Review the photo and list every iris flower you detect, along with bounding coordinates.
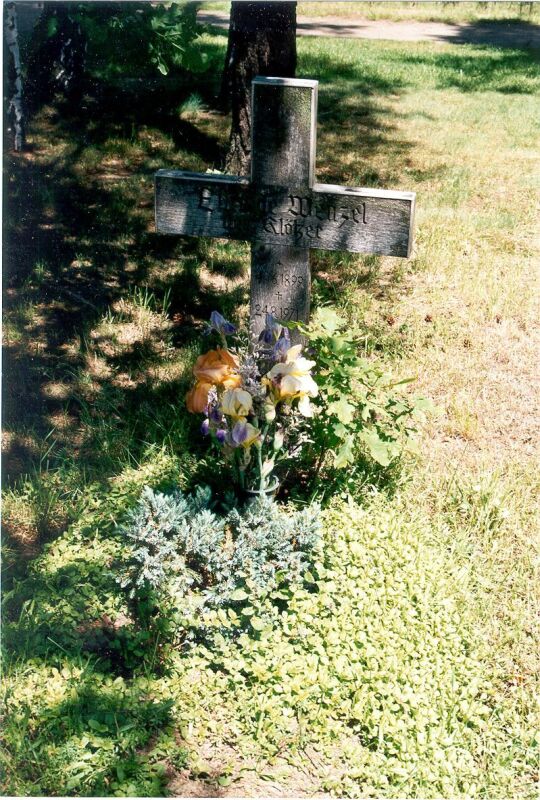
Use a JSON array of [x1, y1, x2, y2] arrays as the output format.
[[272, 330, 291, 362], [186, 380, 214, 414], [221, 388, 253, 420], [230, 421, 261, 449], [207, 311, 236, 337], [259, 313, 282, 345], [264, 344, 318, 416], [186, 349, 241, 414]]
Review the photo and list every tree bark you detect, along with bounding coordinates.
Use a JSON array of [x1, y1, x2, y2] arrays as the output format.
[[221, 1, 297, 176], [4, 2, 25, 151]]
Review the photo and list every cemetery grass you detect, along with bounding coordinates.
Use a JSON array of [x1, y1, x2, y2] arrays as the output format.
[[298, 1, 540, 24], [210, 1, 540, 24], [2, 33, 539, 798]]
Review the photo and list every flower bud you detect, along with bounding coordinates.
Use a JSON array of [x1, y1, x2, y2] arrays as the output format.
[[264, 402, 276, 422], [273, 429, 285, 450]]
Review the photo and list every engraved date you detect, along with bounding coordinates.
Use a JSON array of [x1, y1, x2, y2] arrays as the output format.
[[254, 302, 301, 322]]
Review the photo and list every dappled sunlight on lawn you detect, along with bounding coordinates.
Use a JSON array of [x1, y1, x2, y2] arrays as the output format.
[[3, 27, 539, 799]]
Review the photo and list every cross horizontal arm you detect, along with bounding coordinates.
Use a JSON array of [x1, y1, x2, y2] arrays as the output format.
[[155, 170, 415, 257], [155, 170, 250, 240], [308, 183, 415, 257]]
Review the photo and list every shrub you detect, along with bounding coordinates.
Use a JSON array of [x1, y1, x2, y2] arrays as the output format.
[[216, 497, 321, 598], [117, 485, 220, 602], [117, 486, 321, 638], [298, 307, 433, 481]]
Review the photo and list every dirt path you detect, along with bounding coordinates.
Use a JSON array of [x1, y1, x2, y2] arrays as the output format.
[[198, 10, 540, 49]]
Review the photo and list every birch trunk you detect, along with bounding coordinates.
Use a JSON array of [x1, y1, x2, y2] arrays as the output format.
[[4, 2, 25, 152]]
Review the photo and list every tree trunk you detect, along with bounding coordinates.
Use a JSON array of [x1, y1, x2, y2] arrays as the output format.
[[221, 1, 297, 176], [4, 2, 25, 151]]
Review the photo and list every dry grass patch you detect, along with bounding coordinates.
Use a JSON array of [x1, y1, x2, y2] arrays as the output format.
[[304, 41, 539, 472], [298, 2, 540, 23], [209, 2, 540, 23]]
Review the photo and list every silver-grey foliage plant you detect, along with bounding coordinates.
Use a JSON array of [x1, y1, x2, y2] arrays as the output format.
[[118, 486, 321, 611]]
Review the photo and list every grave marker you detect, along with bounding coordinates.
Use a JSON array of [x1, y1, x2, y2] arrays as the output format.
[[155, 77, 415, 337]]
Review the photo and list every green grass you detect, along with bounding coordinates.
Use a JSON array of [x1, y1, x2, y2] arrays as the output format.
[[3, 28, 539, 799], [207, 1, 540, 24], [3, 470, 537, 796]]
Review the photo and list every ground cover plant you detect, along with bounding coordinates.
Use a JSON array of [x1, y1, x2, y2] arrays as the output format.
[[2, 16, 539, 799]]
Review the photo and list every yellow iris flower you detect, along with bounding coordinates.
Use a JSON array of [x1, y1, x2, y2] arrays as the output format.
[[221, 388, 253, 420], [264, 344, 318, 416]]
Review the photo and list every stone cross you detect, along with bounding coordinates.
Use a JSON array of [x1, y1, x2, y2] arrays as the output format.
[[155, 77, 415, 337]]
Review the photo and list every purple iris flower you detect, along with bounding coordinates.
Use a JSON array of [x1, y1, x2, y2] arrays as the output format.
[[259, 313, 283, 345], [209, 406, 223, 424], [216, 429, 227, 444], [207, 310, 236, 337], [259, 327, 274, 345], [231, 421, 248, 446], [272, 329, 291, 362], [201, 418, 210, 436]]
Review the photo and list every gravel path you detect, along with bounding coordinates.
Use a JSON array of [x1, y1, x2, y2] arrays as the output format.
[[198, 10, 540, 49]]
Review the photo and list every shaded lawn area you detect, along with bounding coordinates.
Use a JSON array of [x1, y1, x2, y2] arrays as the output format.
[[2, 32, 539, 798]]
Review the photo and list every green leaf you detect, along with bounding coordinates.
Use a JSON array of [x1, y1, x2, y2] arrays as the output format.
[[312, 307, 345, 334], [250, 617, 265, 631], [88, 719, 108, 732], [333, 422, 348, 439], [46, 16, 58, 38], [334, 437, 355, 469], [413, 397, 437, 414], [360, 430, 393, 466], [327, 398, 355, 424], [230, 588, 248, 602], [329, 336, 353, 355]]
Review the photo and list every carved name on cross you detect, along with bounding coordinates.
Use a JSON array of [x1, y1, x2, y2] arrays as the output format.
[[155, 77, 415, 336]]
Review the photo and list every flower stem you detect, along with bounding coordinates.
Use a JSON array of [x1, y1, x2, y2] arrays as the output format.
[[258, 424, 270, 492]]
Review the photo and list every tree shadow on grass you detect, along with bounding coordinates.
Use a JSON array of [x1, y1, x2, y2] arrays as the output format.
[[2, 68, 251, 487], [3, 542, 165, 676], [299, 51, 417, 187], [7, 31, 520, 533], [399, 46, 540, 93], [435, 19, 540, 51], [2, 671, 175, 796]]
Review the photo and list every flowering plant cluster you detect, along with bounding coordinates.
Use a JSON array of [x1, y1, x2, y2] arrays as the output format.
[[185, 311, 317, 492]]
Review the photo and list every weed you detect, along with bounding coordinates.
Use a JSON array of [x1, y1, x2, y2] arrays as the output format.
[[178, 92, 205, 116]]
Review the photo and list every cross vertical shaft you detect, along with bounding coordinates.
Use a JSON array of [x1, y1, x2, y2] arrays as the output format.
[[249, 77, 318, 338]]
